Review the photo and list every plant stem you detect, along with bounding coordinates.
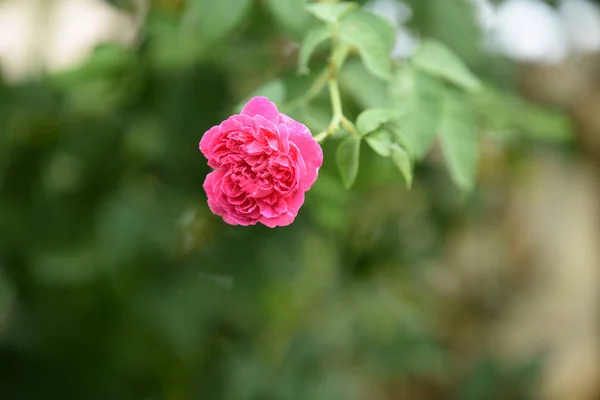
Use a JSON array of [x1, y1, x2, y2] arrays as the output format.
[[314, 130, 329, 143], [329, 78, 343, 126], [289, 30, 351, 143], [314, 78, 344, 143], [340, 116, 361, 137]]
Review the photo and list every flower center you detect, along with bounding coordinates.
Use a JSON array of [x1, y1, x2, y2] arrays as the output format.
[[226, 154, 296, 200]]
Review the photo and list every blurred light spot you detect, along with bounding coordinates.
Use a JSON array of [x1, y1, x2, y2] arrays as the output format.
[[366, 0, 417, 59], [0, 0, 37, 81], [490, 0, 568, 63], [392, 29, 418, 61], [44, 152, 84, 193], [559, 0, 600, 54], [0, 0, 140, 83], [179, 208, 197, 227], [199, 272, 234, 290], [125, 117, 165, 162], [468, 0, 497, 30], [366, 0, 412, 24], [45, 0, 138, 73]]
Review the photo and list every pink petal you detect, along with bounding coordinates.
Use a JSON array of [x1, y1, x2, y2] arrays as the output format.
[[199, 126, 221, 161], [246, 141, 264, 154], [279, 114, 323, 189], [276, 123, 290, 153], [259, 212, 296, 228], [257, 199, 279, 219], [241, 96, 280, 124], [203, 170, 227, 218], [285, 189, 305, 214]]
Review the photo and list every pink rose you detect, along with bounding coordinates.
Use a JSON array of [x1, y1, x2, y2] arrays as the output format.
[[199, 96, 323, 227]]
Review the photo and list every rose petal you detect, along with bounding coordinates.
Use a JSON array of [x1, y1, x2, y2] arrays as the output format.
[[201, 101, 322, 228], [203, 170, 227, 218], [285, 189, 305, 214], [259, 212, 296, 228], [199, 125, 221, 162], [241, 96, 280, 124], [276, 123, 290, 153], [220, 114, 254, 132], [279, 114, 323, 189]]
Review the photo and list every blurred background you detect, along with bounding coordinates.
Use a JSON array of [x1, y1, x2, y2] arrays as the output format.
[[1, 0, 600, 399]]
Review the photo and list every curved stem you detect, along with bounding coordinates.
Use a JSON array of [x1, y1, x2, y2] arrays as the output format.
[[288, 26, 352, 143], [340, 116, 360, 137], [314, 130, 329, 143], [315, 78, 344, 143]]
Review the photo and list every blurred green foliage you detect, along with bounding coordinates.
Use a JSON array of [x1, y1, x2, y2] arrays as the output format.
[[0, 0, 573, 399]]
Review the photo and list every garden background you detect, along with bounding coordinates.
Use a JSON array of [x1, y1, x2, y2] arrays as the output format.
[[2, 0, 600, 399]]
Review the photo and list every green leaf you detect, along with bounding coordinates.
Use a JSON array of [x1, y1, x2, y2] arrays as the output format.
[[356, 108, 399, 136], [406, 0, 481, 67], [338, 10, 396, 81], [439, 90, 479, 191], [365, 128, 393, 157], [390, 66, 444, 159], [298, 26, 332, 74], [339, 60, 389, 108], [305, 2, 357, 23], [235, 80, 286, 113], [336, 135, 361, 189], [472, 86, 572, 142], [183, 0, 253, 49], [390, 144, 413, 189], [386, 123, 413, 153], [411, 39, 482, 92], [265, 0, 311, 34]]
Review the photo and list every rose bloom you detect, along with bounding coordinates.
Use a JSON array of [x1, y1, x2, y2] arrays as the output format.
[[199, 97, 323, 227]]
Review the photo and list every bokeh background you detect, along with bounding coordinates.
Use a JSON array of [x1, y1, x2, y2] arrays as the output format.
[[1, 0, 600, 399]]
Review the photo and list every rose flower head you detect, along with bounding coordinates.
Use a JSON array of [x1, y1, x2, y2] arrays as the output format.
[[199, 97, 323, 227]]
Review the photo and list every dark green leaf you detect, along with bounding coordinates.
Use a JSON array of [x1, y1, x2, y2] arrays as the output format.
[[298, 26, 332, 74], [306, 2, 357, 23], [336, 135, 361, 189], [439, 90, 479, 191], [338, 10, 396, 80], [390, 66, 444, 159], [411, 39, 482, 92]]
